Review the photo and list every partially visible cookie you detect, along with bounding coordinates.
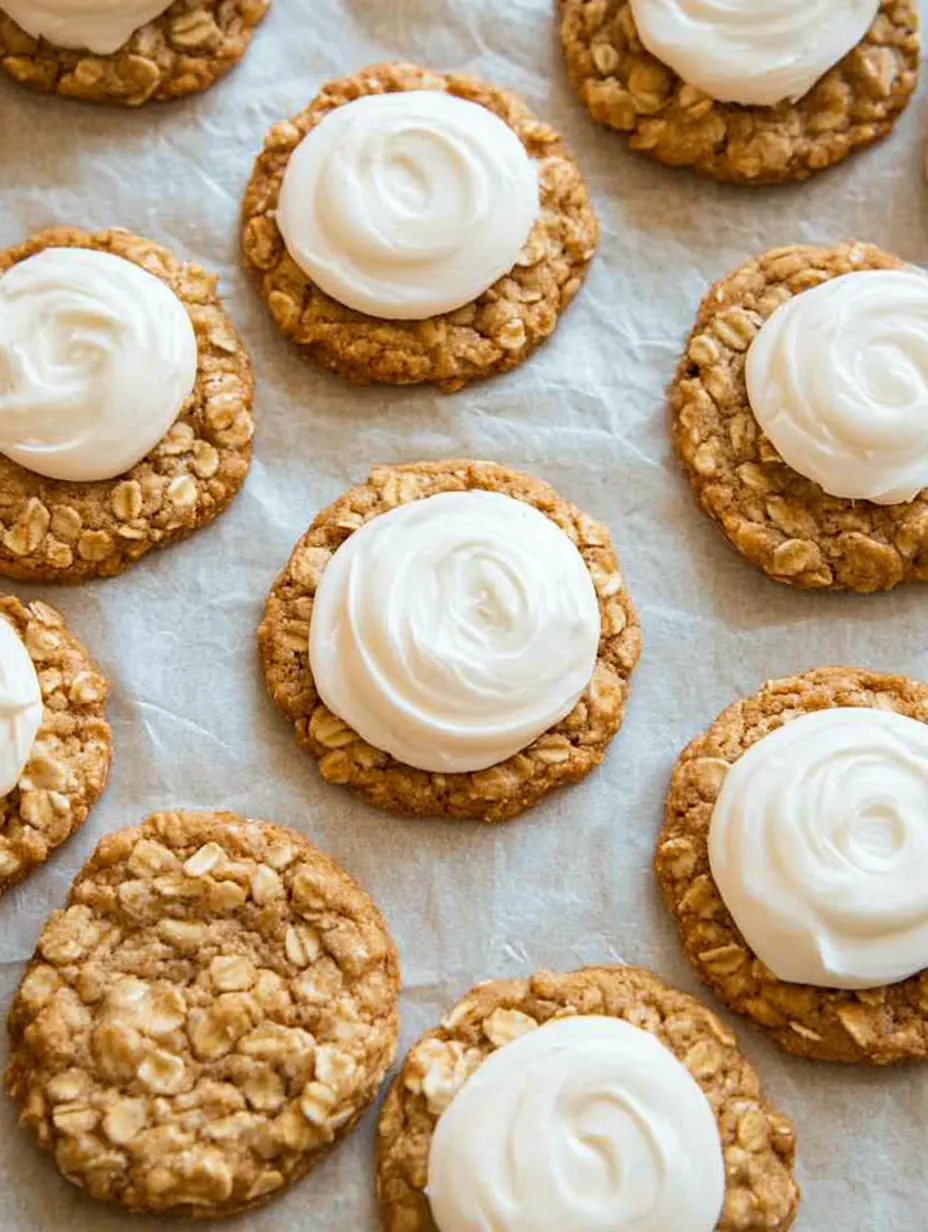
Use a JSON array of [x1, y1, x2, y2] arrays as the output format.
[[670, 241, 928, 593], [6, 809, 400, 1218], [242, 62, 598, 392], [259, 460, 641, 823], [659, 667, 928, 1064], [376, 966, 800, 1232], [0, 594, 111, 894], [0, 227, 253, 582], [0, 1, 269, 106], [557, 0, 919, 184]]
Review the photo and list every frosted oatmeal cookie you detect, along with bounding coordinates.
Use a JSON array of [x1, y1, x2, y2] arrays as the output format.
[[242, 62, 598, 392], [659, 667, 928, 1065], [6, 809, 401, 1217], [557, 0, 919, 184], [376, 966, 800, 1232], [670, 241, 928, 593], [0, 0, 269, 106], [0, 228, 253, 582], [259, 461, 641, 823], [0, 594, 110, 894]]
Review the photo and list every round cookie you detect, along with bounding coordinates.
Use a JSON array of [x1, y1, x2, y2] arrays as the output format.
[[0, 227, 253, 582], [0, 0, 269, 106], [669, 241, 928, 593], [0, 593, 111, 894], [376, 965, 800, 1232], [242, 62, 598, 392], [258, 460, 641, 823], [5, 809, 401, 1217], [557, 0, 919, 184], [659, 667, 928, 1065]]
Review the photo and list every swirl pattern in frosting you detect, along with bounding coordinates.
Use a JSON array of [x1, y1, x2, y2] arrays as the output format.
[[745, 269, 928, 504], [710, 707, 928, 989], [0, 617, 42, 799], [308, 490, 601, 773], [0, 247, 198, 483], [427, 1015, 725, 1232], [629, 0, 879, 107], [276, 91, 540, 320], [1, 0, 173, 54]]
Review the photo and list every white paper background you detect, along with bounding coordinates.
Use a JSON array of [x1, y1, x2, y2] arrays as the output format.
[[2, 1, 927, 1227]]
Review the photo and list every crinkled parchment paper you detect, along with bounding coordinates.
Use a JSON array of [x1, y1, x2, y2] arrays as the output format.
[[1, 2, 927, 1228]]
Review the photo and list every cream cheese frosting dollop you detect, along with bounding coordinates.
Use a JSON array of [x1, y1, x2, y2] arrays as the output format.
[[629, 0, 879, 107], [710, 707, 928, 989], [0, 618, 42, 798], [427, 1015, 725, 1232], [308, 489, 601, 773], [745, 269, 928, 504], [276, 90, 540, 320], [0, 247, 198, 483], [1, 0, 174, 55]]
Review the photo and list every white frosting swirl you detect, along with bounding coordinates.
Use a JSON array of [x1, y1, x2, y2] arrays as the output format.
[[745, 270, 928, 504], [629, 0, 878, 107], [1, 0, 173, 54], [308, 490, 601, 774], [0, 247, 198, 483], [710, 707, 928, 989], [0, 617, 42, 799], [427, 1016, 725, 1232], [276, 91, 540, 320]]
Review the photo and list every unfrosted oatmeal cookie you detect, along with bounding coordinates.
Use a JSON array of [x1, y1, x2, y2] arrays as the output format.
[[670, 241, 928, 593], [0, 594, 110, 894], [258, 460, 641, 823], [659, 668, 928, 1065], [376, 966, 800, 1232], [0, 228, 253, 582], [557, 0, 918, 184], [0, 0, 269, 106], [242, 62, 598, 392], [6, 809, 400, 1218]]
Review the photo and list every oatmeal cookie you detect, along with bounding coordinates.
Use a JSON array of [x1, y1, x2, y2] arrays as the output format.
[[670, 241, 928, 593], [376, 965, 799, 1232], [0, 228, 253, 583], [659, 667, 928, 1064], [557, 0, 919, 184], [0, 0, 269, 106], [258, 460, 641, 823], [6, 809, 400, 1218], [242, 62, 598, 393], [0, 594, 111, 894]]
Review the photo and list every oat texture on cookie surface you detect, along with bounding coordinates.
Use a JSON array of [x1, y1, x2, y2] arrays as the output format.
[[0, 227, 254, 582], [6, 810, 400, 1217], [259, 460, 641, 822]]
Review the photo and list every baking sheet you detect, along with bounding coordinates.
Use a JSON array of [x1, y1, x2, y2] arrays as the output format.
[[2, 1, 927, 1227]]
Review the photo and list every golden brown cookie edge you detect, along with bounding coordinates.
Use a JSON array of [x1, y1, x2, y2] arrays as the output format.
[[258, 459, 641, 823], [375, 964, 800, 1232], [5, 808, 401, 1218], [557, 0, 919, 185], [0, 226, 254, 583], [241, 61, 599, 392], [658, 666, 928, 1064]]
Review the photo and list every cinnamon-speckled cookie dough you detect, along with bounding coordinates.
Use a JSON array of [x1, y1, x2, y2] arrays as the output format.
[[659, 667, 928, 1064], [242, 63, 598, 392], [259, 461, 640, 823], [0, 0, 269, 106], [6, 809, 400, 1218], [670, 241, 928, 593], [376, 966, 799, 1232], [0, 594, 110, 894], [0, 228, 253, 583], [557, 0, 918, 184]]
